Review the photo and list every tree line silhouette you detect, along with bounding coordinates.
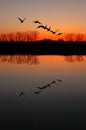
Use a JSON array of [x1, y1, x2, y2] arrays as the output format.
[[0, 31, 39, 42], [0, 32, 85, 42], [64, 33, 85, 41]]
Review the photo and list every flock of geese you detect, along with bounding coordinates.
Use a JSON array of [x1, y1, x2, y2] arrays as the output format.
[[18, 79, 63, 98], [18, 17, 64, 36], [17, 17, 63, 97]]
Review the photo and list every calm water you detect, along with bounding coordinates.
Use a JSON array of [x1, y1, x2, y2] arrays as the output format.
[[0, 55, 86, 129]]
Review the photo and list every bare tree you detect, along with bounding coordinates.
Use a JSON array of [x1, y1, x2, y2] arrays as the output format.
[[76, 33, 84, 41], [65, 33, 75, 41], [0, 31, 39, 42]]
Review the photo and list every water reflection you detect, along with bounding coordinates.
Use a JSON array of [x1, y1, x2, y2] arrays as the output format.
[[64, 55, 84, 62], [0, 55, 85, 65], [0, 54, 86, 129], [0, 55, 39, 65]]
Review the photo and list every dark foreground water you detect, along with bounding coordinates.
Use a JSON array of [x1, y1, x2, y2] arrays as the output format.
[[0, 55, 86, 129]]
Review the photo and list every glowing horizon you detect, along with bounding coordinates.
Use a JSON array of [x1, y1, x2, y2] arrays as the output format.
[[0, 0, 86, 40]]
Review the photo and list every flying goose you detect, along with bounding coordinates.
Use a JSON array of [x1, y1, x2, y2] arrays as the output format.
[[18, 17, 25, 23], [50, 29, 59, 34], [33, 20, 41, 24], [37, 25, 47, 30], [46, 26, 51, 31], [56, 33, 64, 35]]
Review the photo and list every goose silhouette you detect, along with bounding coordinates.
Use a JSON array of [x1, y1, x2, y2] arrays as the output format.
[[18, 17, 25, 23], [37, 25, 47, 30], [50, 29, 59, 34], [44, 25, 48, 30], [33, 20, 41, 24], [57, 32, 64, 35], [46, 26, 51, 31]]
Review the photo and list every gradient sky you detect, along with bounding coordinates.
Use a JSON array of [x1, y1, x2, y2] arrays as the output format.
[[0, 0, 86, 39]]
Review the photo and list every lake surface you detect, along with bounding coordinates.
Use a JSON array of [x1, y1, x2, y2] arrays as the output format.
[[0, 55, 86, 129]]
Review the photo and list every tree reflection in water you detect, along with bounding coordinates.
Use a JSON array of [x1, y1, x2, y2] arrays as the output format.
[[64, 55, 84, 63], [0, 55, 40, 65], [0, 55, 84, 65]]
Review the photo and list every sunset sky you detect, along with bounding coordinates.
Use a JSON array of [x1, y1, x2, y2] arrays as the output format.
[[0, 0, 86, 40]]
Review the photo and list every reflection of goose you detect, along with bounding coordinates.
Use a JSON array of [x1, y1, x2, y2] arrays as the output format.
[[18, 92, 24, 97], [50, 80, 57, 85], [35, 79, 60, 94], [34, 90, 41, 94], [18, 17, 25, 23], [38, 83, 51, 90], [38, 85, 47, 90], [33, 20, 41, 24], [46, 83, 51, 88], [57, 79, 63, 82]]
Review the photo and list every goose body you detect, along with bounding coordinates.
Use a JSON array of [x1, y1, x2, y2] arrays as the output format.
[[18, 92, 24, 98], [50, 29, 59, 34], [37, 25, 47, 30]]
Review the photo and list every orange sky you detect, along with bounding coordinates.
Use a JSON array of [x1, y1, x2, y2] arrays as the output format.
[[0, 0, 86, 40]]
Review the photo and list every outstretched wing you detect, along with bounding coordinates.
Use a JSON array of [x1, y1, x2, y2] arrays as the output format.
[[18, 17, 22, 22], [18, 17, 25, 23], [23, 18, 25, 21]]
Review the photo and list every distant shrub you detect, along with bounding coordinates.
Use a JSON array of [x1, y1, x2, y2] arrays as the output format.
[[64, 33, 85, 41], [0, 31, 39, 42]]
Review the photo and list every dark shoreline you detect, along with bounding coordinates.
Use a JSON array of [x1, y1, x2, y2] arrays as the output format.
[[0, 40, 86, 55]]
